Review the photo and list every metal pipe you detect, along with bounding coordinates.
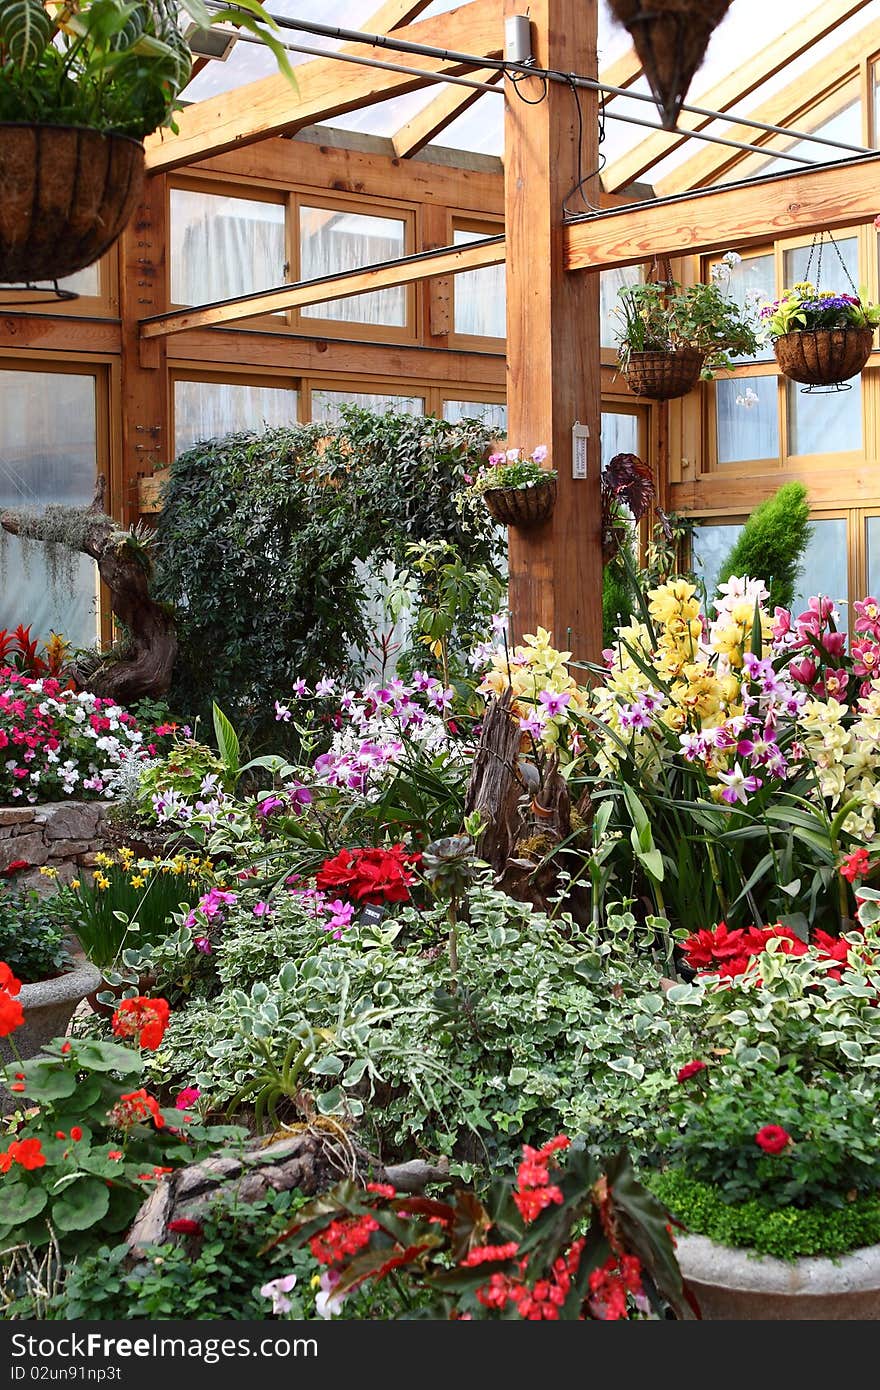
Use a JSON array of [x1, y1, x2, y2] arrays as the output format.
[[213, 4, 871, 157]]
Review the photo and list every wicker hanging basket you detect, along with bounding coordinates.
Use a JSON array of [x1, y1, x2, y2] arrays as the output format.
[[773, 327, 874, 388], [0, 124, 145, 284], [608, 0, 732, 129], [623, 347, 705, 400], [483, 475, 557, 528]]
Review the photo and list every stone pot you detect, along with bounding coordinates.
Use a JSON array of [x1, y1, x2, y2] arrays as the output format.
[[677, 1232, 880, 1320], [0, 957, 102, 1109]]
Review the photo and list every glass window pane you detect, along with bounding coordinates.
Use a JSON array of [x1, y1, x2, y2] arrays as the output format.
[[0, 264, 99, 296], [867, 516, 880, 595], [310, 391, 424, 426], [712, 252, 775, 362], [601, 411, 640, 471], [174, 380, 297, 455], [790, 518, 848, 622], [787, 374, 862, 455], [442, 400, 507, 430], [170, 188, 285, 306], [692, 522, 745, 602], [601, 265, 640, 350], [0, 371, 99, 647], [453, 228, 505, 338], [784, 237, 859, 296], [758, 100, 862, 176], [300, 206, 406, 326], [716, 376, 779, 462]]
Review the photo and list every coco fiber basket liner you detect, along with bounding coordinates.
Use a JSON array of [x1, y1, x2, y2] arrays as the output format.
[[773, 327, 874, 388], [608, 0, 732, 129], [624, 347, 705, 400], [483, 475, 557, 528]]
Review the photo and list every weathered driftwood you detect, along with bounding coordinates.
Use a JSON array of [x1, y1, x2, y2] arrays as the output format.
[[0, 476, 176, 702], [126, 1129, 449, 1254]]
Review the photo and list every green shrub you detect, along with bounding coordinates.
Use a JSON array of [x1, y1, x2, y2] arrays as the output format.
[[713, 482, 811, 610], [651, 1170, 880, 1260], [0, 888, 73, 983]]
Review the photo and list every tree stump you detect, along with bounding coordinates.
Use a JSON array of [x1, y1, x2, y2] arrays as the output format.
[[0, 476, 176, 702]]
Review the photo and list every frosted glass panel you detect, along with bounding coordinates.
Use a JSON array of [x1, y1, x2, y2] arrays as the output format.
[[601, 412, 640, 472], [790, 519, 847, 623], [716, 376, 779, 462], [0, 264, 99, 296], [300, 206, 406, 326], [784, 237, 859, 297], [601, 265, 640, 350], [170, 188, 285, 306], [453, 228, 505, 337], [713, 252, 775, 362], [310, 391, 424, 426], [693, 522, 744, 604], [174, 380, 298, 455], [442, 400, 507, 430], [0, 371, 99, 647], [868, 518, 880, 595], [787, 374, 862, 455]]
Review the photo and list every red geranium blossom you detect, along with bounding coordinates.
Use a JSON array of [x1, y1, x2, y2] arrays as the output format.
[[111, 996, 170, 1051], [0, 964, 24, 1037], [676, 1060, 707, 1084], [0, 1137, 46, 1172], [755, 1125, 792, 1156], [0, 962, 21, 996], [315, 845, 421, 906], [109, 1088, 166, 1131], [168, 1218, 202, 1236]]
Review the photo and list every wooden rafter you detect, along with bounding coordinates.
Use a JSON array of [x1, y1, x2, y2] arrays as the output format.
[[563, 153, 880, 271], [145, 0, 504, 173], [655, 14, 879, 195], [601, 0, 871, 191], [392, 68, 502, 158], [597, 45, 642, 103], [140, 235, 506, 339]]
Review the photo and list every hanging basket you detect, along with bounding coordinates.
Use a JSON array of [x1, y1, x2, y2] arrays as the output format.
[[483, 476, 557, 528], [608, 0, 732, 129], [623, 347, 705, 400], [773, 327, 874, 389], [0, 124, 145, 284]]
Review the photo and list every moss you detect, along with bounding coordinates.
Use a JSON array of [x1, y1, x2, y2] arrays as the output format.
[[651, 1169, 880, 1261], [714, 482, 811, 611]]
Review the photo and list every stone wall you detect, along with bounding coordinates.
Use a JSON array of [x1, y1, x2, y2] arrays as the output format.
[[0, 802, 112, 891]]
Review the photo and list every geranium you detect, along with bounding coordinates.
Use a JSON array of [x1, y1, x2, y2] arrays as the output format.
[[174, 1086, 201, 1110], [0, 958, 23, 1037], [0, 1137, 46, 1172], [109, 1088, 166, 1131], [755, 1125, 792, 1155], [111, 996, 170, 1050], [315, 845, 421, 905]]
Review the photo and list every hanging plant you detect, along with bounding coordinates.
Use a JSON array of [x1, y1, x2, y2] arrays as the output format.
[[607, 0, 732, 129], [467, 447, 557, 529], [614, 270, 761, 401], [761, 284, 880, 391], [0, 0, 294, 286]]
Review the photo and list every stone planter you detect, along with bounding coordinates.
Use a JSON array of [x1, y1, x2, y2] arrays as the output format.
[[0, 958, 101, 1110], [677, 1232, 880, 1320]]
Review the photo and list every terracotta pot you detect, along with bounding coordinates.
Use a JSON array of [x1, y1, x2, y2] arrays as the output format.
[[483, 475, 557, 528], [0, 124, 145, 284], [623, 347, 705, 400], [773, 326, 874, 388], [677, 1233, 880, 1320], [0, 957, 101, 1111], [608, 0, 732, 128], [87, 970, 158, 1020]]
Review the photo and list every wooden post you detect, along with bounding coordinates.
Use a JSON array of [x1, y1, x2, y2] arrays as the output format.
[[503, 0, 603, 663], [119, 174, 168, 527]]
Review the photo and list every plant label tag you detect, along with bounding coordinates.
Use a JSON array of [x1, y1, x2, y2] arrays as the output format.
[[359, 903, 387, 926], [571, 422, 589, 479]]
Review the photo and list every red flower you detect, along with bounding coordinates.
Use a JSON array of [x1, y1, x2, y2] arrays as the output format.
[[0, 860, 30, 876], [0, 1138, 46, 1172], [111, 996, 170, 1051], [365, 1182, 396, 1197], [309, 1215, 378, 1266], [841, 848, 871, 883], [680, 921, 747, 970], [136, 1166, 173, 1182], [676, 1060, 707, 1083], [0, 962, 21, 996], [315, 845, 421, 906], [461, 1242, 521, 1267], [109, 1089, 166, 1131], [70, 1126, 83, 1142], [755, 1125, 791, 1155], [0, 990, 24, 1037], [60, 1041, 71, 1054], [168, 1218, 202, 1235], [107, 1150, 123, 1161]]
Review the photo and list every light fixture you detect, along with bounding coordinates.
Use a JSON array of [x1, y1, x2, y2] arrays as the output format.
[[182, 19, 239, 61]]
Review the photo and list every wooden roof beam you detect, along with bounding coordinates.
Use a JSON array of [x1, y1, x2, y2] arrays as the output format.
[[145, 0, 503, 172], [563, 153, 880, 270], [656, 14, 880, 196], [602, 0, 871, 192], [140, 234, 506, 339]]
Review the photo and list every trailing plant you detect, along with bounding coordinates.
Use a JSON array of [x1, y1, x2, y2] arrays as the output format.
[[613, 276, 761, 376], [465, 445, 553, 495], [713, 482, 811, 612]]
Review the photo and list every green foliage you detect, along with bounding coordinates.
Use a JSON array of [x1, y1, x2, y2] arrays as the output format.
[[0, 0, 292, 137], [613, 279, 761, 376], [651, 1170, 880, 1260], [57, 1190, 316, 1320], [762, 283, 880, 337], [153, 411, 501, 746], [714, 483, 811, 611], [0, 1035, 245, 1254], [137, 738, 228, 815], [0, 887, 73, 983], [661, 1063, 880, 1206], [603, 552, 635, 647]]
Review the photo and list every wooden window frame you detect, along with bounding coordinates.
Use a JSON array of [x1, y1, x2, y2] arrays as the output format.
[[448, 211, 505, 353], [304, 374, 428, 423], [169, 367, 303, 456]]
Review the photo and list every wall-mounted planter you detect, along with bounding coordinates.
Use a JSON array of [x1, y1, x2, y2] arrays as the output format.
[[0, 124, 144, 284], [483, 476, 557, 528]]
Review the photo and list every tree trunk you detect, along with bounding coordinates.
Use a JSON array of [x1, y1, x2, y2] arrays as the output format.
[[0, 477, 176, 703]]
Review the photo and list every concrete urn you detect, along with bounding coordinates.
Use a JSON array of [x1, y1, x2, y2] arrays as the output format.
[[678, 1232, 880, 1320]]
